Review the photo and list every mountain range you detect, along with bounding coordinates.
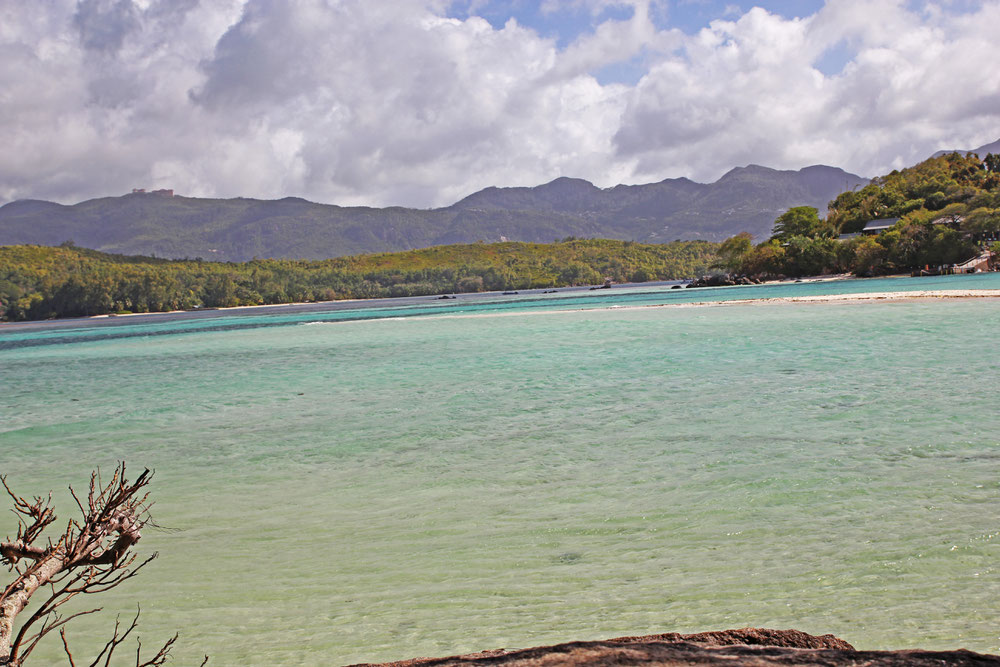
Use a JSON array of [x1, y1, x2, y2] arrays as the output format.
[[0, 164, 868, 261]]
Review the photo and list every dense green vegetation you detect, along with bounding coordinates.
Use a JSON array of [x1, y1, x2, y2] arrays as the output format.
[[0, 239, 718, 321], [717, 152, 1000, 277]]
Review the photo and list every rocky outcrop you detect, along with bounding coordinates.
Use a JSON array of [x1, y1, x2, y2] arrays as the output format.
[[686, 274, 764, 288], [602, 628, 853, 649], [350, 628, 1000, 667]]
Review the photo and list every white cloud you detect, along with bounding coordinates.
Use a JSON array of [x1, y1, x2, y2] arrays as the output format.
[[186, 0, 634, 205], [615, 8, 828, 178], [550, 0, 684, 79], [0, 0, 998, 209], [615, 0, 1000, 181]]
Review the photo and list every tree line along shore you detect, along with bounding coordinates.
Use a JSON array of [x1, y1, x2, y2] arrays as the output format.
[[2, 152, 998, 323], [0, 239, 717, 321]]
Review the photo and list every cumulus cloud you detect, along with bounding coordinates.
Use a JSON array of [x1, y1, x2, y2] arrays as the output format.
[[0, 0, 998, 208], [615, 0, 1000, 181], [187, 0, 634, 205]]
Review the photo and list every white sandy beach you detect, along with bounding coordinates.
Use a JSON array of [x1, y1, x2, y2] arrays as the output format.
[[670, 288, 1000, 307], [401, 289, 1000, 325]]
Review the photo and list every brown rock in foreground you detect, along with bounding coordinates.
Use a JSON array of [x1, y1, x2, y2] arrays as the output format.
[[350, 628, 1000, 667]]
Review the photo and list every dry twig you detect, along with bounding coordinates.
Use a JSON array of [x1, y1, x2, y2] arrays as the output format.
[[0, 464, 201, 666]]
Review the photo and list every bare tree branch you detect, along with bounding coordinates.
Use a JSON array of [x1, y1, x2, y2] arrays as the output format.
[[59, 628, 76, 667], [19, 608, 102, 664], [80, 608, 178, 667], [0, 465, 203, 666]]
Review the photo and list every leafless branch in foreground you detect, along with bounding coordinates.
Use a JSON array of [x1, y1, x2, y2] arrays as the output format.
[[0, 464, 205, 666]]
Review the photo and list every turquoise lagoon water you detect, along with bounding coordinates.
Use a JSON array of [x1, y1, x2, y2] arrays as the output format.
[[1, 274, 999, 664]]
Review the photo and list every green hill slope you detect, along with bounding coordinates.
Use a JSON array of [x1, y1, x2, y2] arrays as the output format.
[[716, 152, 1000, 277]]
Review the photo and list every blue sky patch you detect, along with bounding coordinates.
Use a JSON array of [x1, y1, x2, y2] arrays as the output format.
[[447, 0, 829, 45]]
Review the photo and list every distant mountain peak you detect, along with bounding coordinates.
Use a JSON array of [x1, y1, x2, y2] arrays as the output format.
[[932, 137, 1000, 159], [800, 164, 851, 174], [718, 164, 773, 180], [544, 176, 595, 186]]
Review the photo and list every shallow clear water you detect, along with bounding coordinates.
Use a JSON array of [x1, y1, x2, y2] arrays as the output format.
[[1, 274, 999, 665]]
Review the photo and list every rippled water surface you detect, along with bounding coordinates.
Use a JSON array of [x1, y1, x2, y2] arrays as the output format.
[[1, 275, 999, 664]]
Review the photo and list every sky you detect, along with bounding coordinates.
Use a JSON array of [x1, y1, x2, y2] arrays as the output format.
[[0, 0, 998, 209]]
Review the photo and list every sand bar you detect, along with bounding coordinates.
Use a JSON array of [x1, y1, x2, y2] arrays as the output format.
[[672, 288, 1000, 307], [385, 289, 1000, 325]]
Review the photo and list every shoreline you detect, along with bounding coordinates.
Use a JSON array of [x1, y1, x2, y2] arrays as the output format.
[[3, 280, 1000, 331], [89, 285, 1000, 320], [662, 288, 1000, 308], [410, 289, 1000, 324], [83, 274, 863, 321]]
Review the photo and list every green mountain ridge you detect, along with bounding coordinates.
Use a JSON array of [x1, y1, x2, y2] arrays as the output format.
[[0, 164, 867, 262]]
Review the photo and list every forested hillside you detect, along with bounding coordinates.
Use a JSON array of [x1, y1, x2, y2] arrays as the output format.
[[716, 152, 1000, 277], [0, 239, 717, 321]]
